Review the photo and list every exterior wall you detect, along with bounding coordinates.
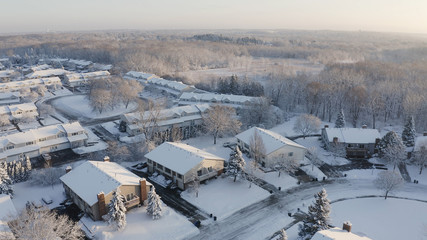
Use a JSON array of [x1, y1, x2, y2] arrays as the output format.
[[265, 146, 306, 168]]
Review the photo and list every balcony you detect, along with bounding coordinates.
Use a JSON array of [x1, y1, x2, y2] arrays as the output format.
[[124, 196, 140, 210]]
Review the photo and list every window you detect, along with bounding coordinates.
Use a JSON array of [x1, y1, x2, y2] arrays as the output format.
[[208, 166, 213, 172], [39, 138, 47, 142], [177, 174, 183, 179], [147, 159, 152, 164], [72, 132, 79, 136], [288, 152, 293, 157], [359, 144, 365, 148], [197, 170, 203, 176], [26, 141, 34, 146], [165, 168, 171, 174], [6, 145, 14, 150]]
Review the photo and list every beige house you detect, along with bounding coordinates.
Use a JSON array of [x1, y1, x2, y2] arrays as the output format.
[[60, 159, 152, 221], [235, 127, 307, 168], [145, 142, 225, 190]]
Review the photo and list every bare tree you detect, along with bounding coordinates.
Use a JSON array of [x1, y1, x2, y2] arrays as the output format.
[[374, 171, 404, 199], [293, 114, 321, 139], [0, 114, 10, 127], [188, 173, 200, 198], [307, 146, 323, 171], [107, 141, 131, 162], [413, 141, 427, 175], [117, 79, 143, 108], [8, 205, 84, 240], [89, 88, 112, 114], [249, 130, 266, 165], [170, 125, 183, 142], [38, 103, 55, 119], [203, 105, 241, 144], [245, 160, 260, 188]]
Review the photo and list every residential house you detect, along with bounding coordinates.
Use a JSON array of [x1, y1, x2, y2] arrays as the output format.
[[63, 71, 110, 87], [146, 77, 196, 96], [0, 194, 17, 239], [0, 92, 20, 105], [235, 127, 307, 168], [60, 159, 152, 221], [414, 134, 427, 153], [25, 69, 69, 79], [0, 102, 38, 121], [0, 70, 17, 83], [65, 59, 93, 71], [145, 142, 225, 190], [0, 77, 62, 93], [0, 122, 88, 163], [312, 222, 371, 240], [124, 71, 157, 82], [121, 104, 209, 141], [321, 126, 381, 158], [178, 92, 262, 108], [23, 64, 52, 75]]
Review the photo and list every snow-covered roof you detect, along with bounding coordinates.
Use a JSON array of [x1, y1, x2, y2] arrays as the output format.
[[92, 63, 112, 71], [25, 69, 68, 78], [0, 77, 61, 91], [60, 161, 145, 206], [312, 227, 372, 240], [415, 136, 427, 152], [0, 194, 17, 239], [125, 71, 157, 80], [179, 92, 261, 105], [235, 127, 306, 155], [65, 71, 110, 82], [0, 92, 20, 100], [324, 128, 381, 144], [68, 59, 93, 66], [145, 142, 224, 175], [30, 64, 51, 72], [62, 121, 86, 134], [0, 102, 37, 116], [123, 104, 209, 126], [0, 70, 14, 78], [147, 77, 193, 92]]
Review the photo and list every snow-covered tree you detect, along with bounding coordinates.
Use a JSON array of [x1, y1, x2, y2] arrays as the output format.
[[413, 141, 427, 174], [9, 205, 84, 240], [374, 171, 403, 199], [378, 131, 404, 156], [25, 156, 32, 179], [0, 166, 13, 197], [249, 130, 266, 165], [298, 188, 331, 240], [334, 109, 346, 128], [107, 189, 127, 231], [273, 154, 300, 177], [293, 114, 321, 139], [203, 105, 241, 144], [188, 173, 200, 197], [278, 228, 288, 240], [227, 146, 246, 182], [402, 116, 416, 147], [379, 131, 406, 170], [146, 187, 162, 220], [0, 114, 10, 127], [246, 160, 261, 188]]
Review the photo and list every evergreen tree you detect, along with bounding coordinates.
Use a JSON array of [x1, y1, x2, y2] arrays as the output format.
[[298, 188, 331, 240], [378, 131, 406, 169], [146, 187, 162, 220], [227, 146, 246, 182], [278, 228, 288, 240], [0, 166, 13, 197], [334, 109, 346, 128], [107, 189, 127, 231], [402, 116, 416, 147]]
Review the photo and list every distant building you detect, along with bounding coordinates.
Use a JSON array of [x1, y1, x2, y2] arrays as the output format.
[[0, 92, 20, 105], [23, 64, 52, 75], [178, 92, 262, 108], [121, 104, 209, 141], [65, 59, 93, 71], [124, 71, 157, 82], [321, 126, 381, 158], [0, 122, 88, 163], [0, 102, 38, 120], [235, 127, 306, 168], [63, 71, 110, 87], [25, 69, 69, 79], [145, 142, 225, 190], [0, 77, 62, 93], [0, 70, 17, 82], [60, 159, 152, 221]]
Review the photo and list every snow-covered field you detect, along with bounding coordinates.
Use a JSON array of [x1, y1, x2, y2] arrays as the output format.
[[82, 204, 199, 240], [181, 177, 270, 220], [51, 95, 138, 119], [260, 171, 299, 190], [12, 182, 65, 211]]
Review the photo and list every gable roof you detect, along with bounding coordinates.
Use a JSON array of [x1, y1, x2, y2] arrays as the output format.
[[60, 161, 144, 206], [312, 227, 372, 240], [324, 128, 381, 144], [145, 142, 224, 175], [235, 127, 306, 155], [25, 69, 68, 79]]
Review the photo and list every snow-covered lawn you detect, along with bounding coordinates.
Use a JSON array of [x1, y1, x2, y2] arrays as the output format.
[[51, 95, 138, 119], [407, 164, 427, 185], [101, 121, 123, 136], [342, 169, 387, 180], [40, 116, 62, 126], [73, 127, 107, 154], [17, 121, 41, 131], [295, 137, 350, 166], [81, 204, 199, 240], [261, 171, 299, 190], [11, 182, 65, 211], [181, 177, 270, 220], [330, 198, 427, 240]]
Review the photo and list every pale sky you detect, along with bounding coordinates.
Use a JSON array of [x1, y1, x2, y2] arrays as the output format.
[[0, 0, 426, 34]]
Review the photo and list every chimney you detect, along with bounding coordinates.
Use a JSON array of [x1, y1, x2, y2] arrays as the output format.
[[333, 137, 339, 144], [65, 166, 72, 173], [103, 156, 110, 162], [324, 125, 329, 128], [140, 179, 147, 204], [97, 192, 107, 218], [361, 125, 367, 129], [343, 221, 352, 232]]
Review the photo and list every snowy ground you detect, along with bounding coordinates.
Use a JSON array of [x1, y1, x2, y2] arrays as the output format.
[[181, 177, 270, 220], [51, 95, 138, 119], [17, 120, 41, 131], [73, 127, 108, 154], [81, 204, 199, 240], [342, 169, 387, 180], [407, 164, 427, 185], [40, 116, 62, 126], [100, 121, 125, 136], [260, 171, 299, 190], [11, 182, 66, 211]]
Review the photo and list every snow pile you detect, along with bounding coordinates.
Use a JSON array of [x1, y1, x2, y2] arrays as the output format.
[[181, 177, 270, 220]]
